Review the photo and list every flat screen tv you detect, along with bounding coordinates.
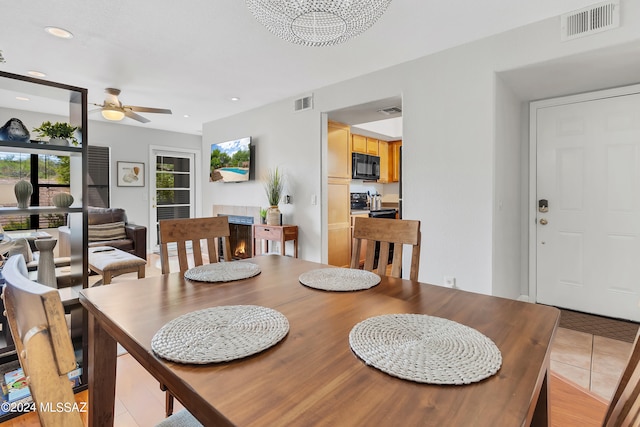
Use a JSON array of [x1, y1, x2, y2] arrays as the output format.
[[210, 136, 251, 183]]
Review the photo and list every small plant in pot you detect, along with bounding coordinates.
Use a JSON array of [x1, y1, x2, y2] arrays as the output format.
[[264, 167, 284, 225], [32, 121, 79, 146], [260, 208, 267, 224]]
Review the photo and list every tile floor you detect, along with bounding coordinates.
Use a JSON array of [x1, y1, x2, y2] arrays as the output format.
[[550, 326, 633, 400]]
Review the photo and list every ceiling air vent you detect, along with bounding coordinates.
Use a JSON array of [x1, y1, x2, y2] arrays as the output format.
[[377, 106, 402, 115], [294, 94, 313, 112], [561, 0, 620, 41]]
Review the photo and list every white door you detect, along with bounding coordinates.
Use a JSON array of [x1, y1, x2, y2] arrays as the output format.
[[149, 150, 196, 251], [535, 92, 640, 321]]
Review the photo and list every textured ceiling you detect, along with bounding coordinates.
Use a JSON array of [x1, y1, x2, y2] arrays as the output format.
[[0, 0, 601, 135]]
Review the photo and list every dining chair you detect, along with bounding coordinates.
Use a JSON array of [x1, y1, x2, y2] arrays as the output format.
[[158, 216, 232, 415], [1, 254, 203, 427], [158, 216, 232, 274], [350, 216, 421, 281], [602, 328, 640, 426]]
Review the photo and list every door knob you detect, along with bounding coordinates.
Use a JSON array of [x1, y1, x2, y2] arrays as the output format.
[[539, 218, 548, 225]]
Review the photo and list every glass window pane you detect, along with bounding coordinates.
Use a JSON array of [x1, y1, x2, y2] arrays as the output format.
[[157, 190, 190, 205], [157, 205, 190, 221]]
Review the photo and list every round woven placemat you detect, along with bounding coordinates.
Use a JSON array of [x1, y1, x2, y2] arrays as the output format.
[[299, 268, 380, 291], [349, 314, 502, 385], [184, 262, 261, 282], [151, 305, 289, 364]]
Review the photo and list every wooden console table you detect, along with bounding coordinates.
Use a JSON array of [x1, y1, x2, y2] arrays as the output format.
[[252, 224, 298, 258]]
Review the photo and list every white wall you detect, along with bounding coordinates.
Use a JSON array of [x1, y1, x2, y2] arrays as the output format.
[[202, 100, 322, 261], [493, 77, 525, 299], [202, 2, 640, 297], [0, 107, 202, 252]]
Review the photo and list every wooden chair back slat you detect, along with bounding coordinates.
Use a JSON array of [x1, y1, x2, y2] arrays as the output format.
[[350, 217, 421, 281], [158, 217, 232, 274], [605, 329, 640, 426], [1, 255, 83, 427]]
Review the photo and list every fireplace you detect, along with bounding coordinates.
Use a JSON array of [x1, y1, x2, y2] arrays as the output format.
[[219, 214, 253, 260]]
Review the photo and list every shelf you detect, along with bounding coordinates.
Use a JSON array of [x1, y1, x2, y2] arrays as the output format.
[[0, 207, 82, 216], [0, 140, 83, 156], [0, 71, 88, 423]]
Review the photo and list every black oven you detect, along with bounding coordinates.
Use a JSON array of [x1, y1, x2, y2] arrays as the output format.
[[352, 153, 380, 180]]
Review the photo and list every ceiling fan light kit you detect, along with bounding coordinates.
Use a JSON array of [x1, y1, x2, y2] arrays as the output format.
[[101, 106, 125, 121], [245, 0, 392, 47], [94, 88, 172, 123]]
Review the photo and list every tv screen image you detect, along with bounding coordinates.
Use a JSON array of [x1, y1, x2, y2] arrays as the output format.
[[210, 136, 251, 182]]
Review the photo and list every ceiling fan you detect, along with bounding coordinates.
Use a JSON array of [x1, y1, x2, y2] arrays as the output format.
[[93, 88, 172, 123]]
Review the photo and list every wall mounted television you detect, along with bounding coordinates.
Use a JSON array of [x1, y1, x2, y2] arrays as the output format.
[[210, 136, 252, 183]]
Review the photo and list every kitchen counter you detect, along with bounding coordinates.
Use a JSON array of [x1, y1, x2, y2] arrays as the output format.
[[350, 208, 398, 216]]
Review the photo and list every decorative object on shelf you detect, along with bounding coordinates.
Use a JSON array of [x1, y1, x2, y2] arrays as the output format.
[[117, 161, 144, 187], [14, 180, 33, 208], [35, 239, 57, 288], [245, 0, 392, 47], [32, 120, 79, 146], [260, 208, 267, 224], [264, 167, 284, 225], [0, 118, 30, 142], [52, 192, 74, 208]]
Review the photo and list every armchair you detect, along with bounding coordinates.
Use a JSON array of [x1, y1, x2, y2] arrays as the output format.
[[58, 207, 147, 260]]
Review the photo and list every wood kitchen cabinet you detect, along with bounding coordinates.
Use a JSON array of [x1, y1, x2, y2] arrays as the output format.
[[328, 179, 351, 267], [378, 140, 390, 183], [327, 121, 352, 267], [351, 134, 366, 154], [390, 140, 402, 182], [328, 121, 351, 179], [351, 134, 379, 156], [350, 214, 368, 267], [366, 137, 379, 155]]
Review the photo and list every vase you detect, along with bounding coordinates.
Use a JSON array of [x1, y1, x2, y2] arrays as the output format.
[[14, 180, 33, 208], [35, 239, 57, 288], [52, 192, 74, 207], [48, 137, 69, 146], [266, 206, 281, 225]]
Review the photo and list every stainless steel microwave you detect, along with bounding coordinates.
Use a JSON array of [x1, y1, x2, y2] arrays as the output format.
[[352, 153, 380, 180]]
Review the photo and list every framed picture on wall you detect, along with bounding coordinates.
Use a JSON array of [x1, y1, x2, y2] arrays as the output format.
[[117, 161, 144, 187]]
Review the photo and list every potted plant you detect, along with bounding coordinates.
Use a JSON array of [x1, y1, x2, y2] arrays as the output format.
[[264, 167, 284, 225], [260, 207, 267, 224], [32, 121, 79, 146]]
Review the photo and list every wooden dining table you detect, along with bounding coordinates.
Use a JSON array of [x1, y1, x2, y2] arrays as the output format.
[[79, 255, 559, 426]]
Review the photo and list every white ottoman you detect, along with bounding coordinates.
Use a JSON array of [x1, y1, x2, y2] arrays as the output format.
[[88, 246, 146, 285]]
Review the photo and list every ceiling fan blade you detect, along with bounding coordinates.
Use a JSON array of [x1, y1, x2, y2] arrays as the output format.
[[126, 106, 172, 114], [124, 110, 150, 123]]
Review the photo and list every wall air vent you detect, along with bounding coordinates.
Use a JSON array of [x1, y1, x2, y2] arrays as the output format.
[[377, 106, 402, 115], [561, 0, 619, 41], [294, 94, 313, 112]]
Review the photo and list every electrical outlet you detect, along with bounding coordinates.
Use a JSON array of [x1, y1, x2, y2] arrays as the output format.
[[444, 276, 456, 288]]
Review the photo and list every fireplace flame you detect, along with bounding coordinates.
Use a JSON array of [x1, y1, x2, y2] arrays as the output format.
[[234, 240, 246, 257]]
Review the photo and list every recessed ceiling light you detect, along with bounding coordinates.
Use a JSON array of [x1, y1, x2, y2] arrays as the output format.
[[15, 96, 30, 101], [44, 26, 74, 39], [183, 114, 190, 118], [27, 70, 47, 77], [230, 97, 240, 101]]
